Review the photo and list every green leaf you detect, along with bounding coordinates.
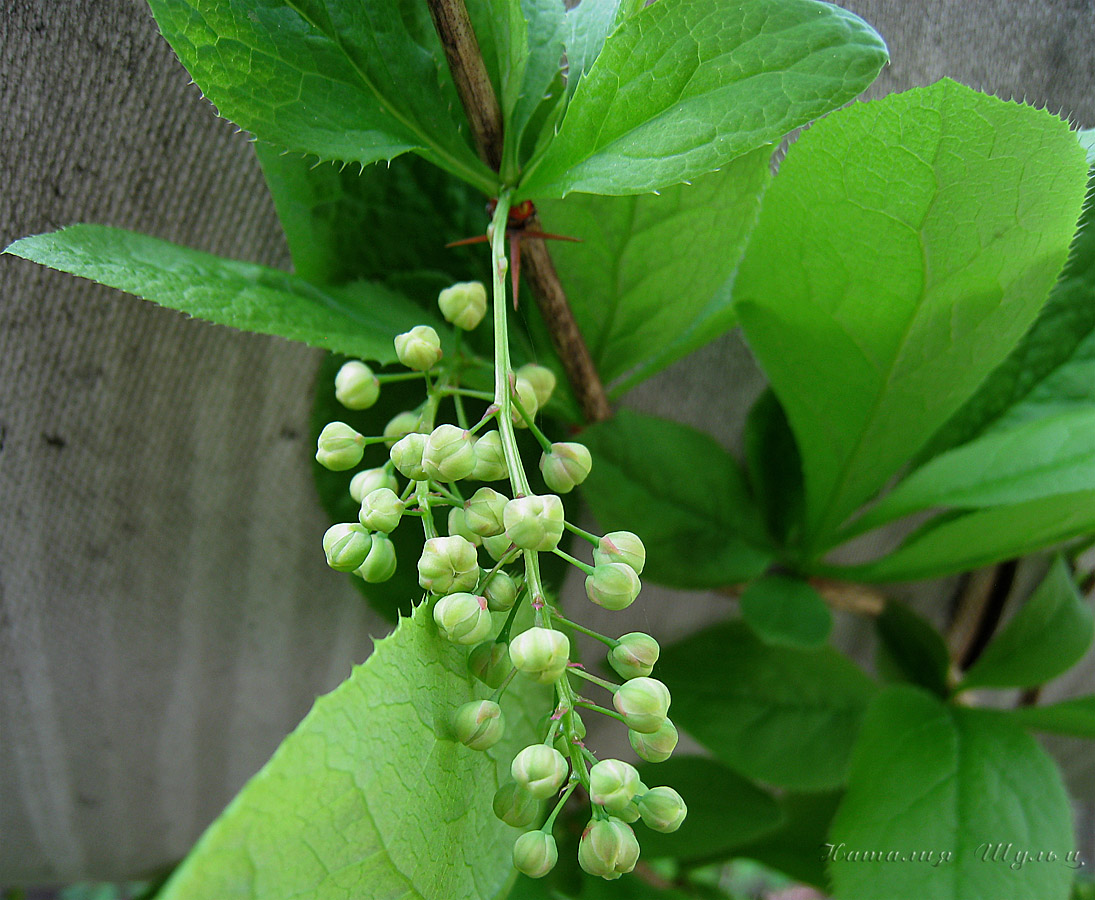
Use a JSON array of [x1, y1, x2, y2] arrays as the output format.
[[962, 556, 1093, 689], [740, 575, 832, 649], [874, 600, 951, 697], [744, 389, 804, 547], [4, 225, 427, 360], [842, 491, 1095, 583], [658, 621, 876, 790], [537, 149, 772, 389], [731, 791, 842, 888], [635, 757, 782, 863], [851, 408, 1095, 536], [735, 80, 1090, 548], [562, 0, 637, 102], [146, 0, 495, 193], [516, 0, 887, 199], [922, 167, 1095, 458], [579, 409, 772, 589], [1009, 695, 1095, 739], [828, 686, 1074, 900], [157, 600, 545, 900]]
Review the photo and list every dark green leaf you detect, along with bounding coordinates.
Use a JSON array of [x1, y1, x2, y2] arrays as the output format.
[[580, 409, 772, 589], [828, 686, 1074, 900], [157, 601, 546, 900], [732, 791, 842, 888], [1009, 695, 1095, 739], [744, 389, 804, 547], [841, 491, 1095, 583], [4, 225, 427, 360], [962, 556, 1093, 689], [635, 757, 782, 862], [874, 601, 951, 697], [735, 80, 1089, 548], [516, 0, 887, 198], [740, 575, 832, 649], [147, 0, 495, 192], [659, 621, 876, 790], [537, 150, 772, 389]]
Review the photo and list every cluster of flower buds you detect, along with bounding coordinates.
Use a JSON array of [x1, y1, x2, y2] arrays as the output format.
[[316, 262, 684, 882]]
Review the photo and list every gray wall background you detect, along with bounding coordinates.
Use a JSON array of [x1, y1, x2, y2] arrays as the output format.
[[2, 0, 1094, 884]]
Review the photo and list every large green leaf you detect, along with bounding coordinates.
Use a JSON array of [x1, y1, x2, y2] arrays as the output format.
[[1009, 695, 1095, 739], [740, 575, 832, 649], [961, 556, 1093, 689], [516, 0, 887, 199], [146, 0, 495, 193], [658, 621, 876, 790], [157, 601, 545, 900], [735, 80, 1089, 548], [842, 491, 1095, 583], [579, 409, 772, 589], [537, 149, 772, 389], [849, 408, 1095, 537], [828, 686, 1074, 900], [4, 225, 427, 361], [562, 0, 639, 102], [923, 168, 1095, 458]]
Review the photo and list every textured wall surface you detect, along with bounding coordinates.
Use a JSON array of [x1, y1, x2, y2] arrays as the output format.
[[2, 0, 1094, 883]]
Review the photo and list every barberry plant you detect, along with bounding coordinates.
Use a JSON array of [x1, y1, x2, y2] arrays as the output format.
[[6, 0, 1095, 899]]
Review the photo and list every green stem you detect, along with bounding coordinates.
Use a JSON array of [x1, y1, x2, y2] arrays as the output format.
[[568, 666, 620, 693], [564, 520, 601, 545], [489, 666, 518, 702], [495, 588, 527, 644], [478, 548, 520, 593], [376, 371, 428, 384], [416, 480, 438, 540], [551, 612, 618, 648], [542, 781, 579, 833], [441, 387, 495, 402], [575, 700, 627, 724], [552, 547, 594, 576], [512, 395, 553, 451]]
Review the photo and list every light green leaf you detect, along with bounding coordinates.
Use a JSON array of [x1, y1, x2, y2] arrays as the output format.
[[537, 148, 772, 389], [658, 621, 876, 790], [580, 409, 772, 589], [850, 408, 1095, 536], [874, 600, 951, 697], [4, 225, 427, 361], [516, 0, 887, 199], [1009, 695, 1095, 739], [842, 491, 1095, 583], [562, 0, 638, 102], [740, 575, 832, 649], [636, 757, 782, 863], [962, 556, 1093, 689], [1078, 129, 1095, 164], [158, 601, 545, 900], [829, 686, 1074, 900], [735, 80, 1089, 548], [146, 0, 495, 193]]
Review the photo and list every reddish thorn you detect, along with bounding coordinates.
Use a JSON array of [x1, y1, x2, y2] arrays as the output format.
[[532, 598, 545, 611], [519, 230, 583, 244], [566, 662, 587, 669], [445, 234, 490, 248], [509, 233, 522, 310]]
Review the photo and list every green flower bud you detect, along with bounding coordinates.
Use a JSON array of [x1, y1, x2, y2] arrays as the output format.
[[394, 324, 442, 371], [390, 432, 428, 481], [438, 281, 487, 330], [383, 411, 421, 446], [482, 570, 518, 611], [482, 533, 515, 562], [423, 424, 476, 482], [511, 376, 540, 428], [334, 360, 380, 410], [354, 532, 397, 583], [512, 830, 558, 879], [316, 421, 365, 471], [516, 363, 557, 408], [492, 781, 541, 828], [470, 431, 508, 481], [613, 677, 671, 734], [468, 640, 511, 689], [452, 699, 504, 750], [608, 632, 660, 680], [433, 592, 492, 645], [511, 744, 569, 799], [585, 562, 641, 611], [589, 759, 642, 816], [358, 487, 404, 533], [628, 718, 679, 764], [617, 783, 647, 824], [578, 817, 640, 880], [418, 535, 479, 595], [349, 467, 399, 504], [464, 487, 508, 537], [446, 507, 482, 546], [509, 627, 570, 683], [503, 494, 564, 551], [593, 531, 646, 575], [539, 442, 592, 494], [636, 786, 687, 833], [322, 523, 372, 572]]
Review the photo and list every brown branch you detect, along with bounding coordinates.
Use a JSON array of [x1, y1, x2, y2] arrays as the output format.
[[720, 578, 885, 617], [426, 0, 612, 423]]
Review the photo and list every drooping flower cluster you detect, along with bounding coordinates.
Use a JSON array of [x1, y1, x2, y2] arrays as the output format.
[[316, 220, 685, 881]]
